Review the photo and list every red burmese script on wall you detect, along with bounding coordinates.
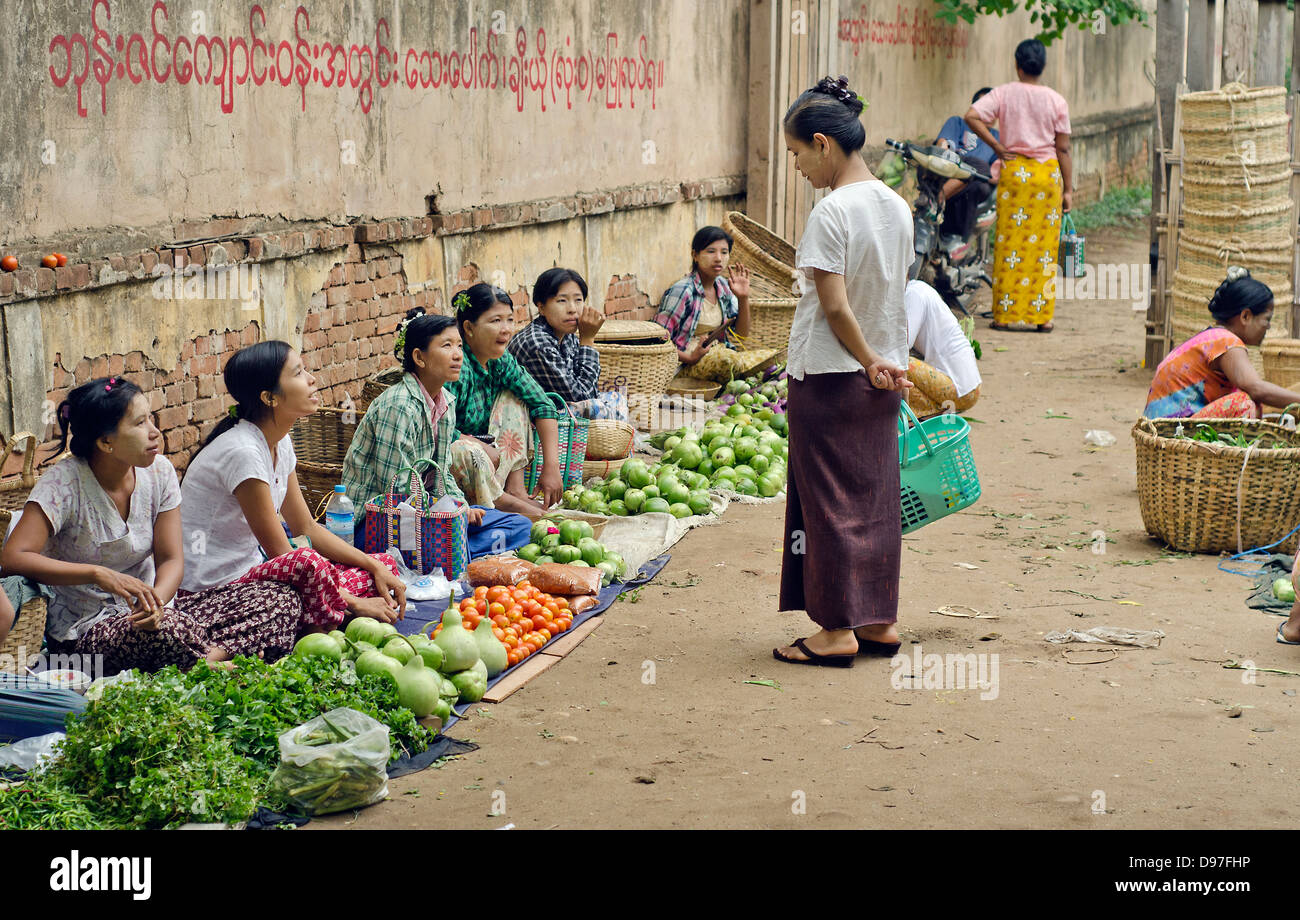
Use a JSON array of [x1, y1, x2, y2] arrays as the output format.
[[838, 3, 971, 59], [47, 0, 667, 117]]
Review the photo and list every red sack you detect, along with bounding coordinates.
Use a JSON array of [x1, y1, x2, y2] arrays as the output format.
[[467, 557, 537, 588]]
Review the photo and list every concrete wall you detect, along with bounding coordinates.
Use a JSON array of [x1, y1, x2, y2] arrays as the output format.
[[0, 0, 1157, 474]]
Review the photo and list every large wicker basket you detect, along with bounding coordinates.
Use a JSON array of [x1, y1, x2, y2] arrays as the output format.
[[1132, 417, 1300, 554], [746, 297, 798, 350], [1180, 83, 1291, 162], [357, 366, 404, 414], [0, 432, 39, 514], [290, 408, 360, 518], [1262, 338, 1300, 388], [594, 320, 679, 399], [585, 419, 636, 460], [722, 211, 800, 301], [0, 507, 47, 671], [582, 455, 628, 483], [666, 375, 723, 400]]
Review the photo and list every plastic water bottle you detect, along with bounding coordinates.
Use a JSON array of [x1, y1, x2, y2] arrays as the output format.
[[325, 485, 355, 546]]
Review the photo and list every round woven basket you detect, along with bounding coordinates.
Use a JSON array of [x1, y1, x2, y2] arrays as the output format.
[[1181, 165, 1292, 213], [1182, 119, 1291, 163], [665, 375, 723, 400], [594, 320, 679, 399], [358, 365, 404, 414], [1179, 83, 1287, 131], [585, 419, 636, 460], [582, 455, 628, 483], [0, 432, 39, 513], [722, 211, 800, 301], [1172, 265, 1294, 341], [1262, 338, 1300, 387], [1132, 416, 1300, 554], [747, 297, 798, 350], [1176, 235, 1294, 295], [289, 407, 360, 517], [1182, 199, 1295, 244], [0, 509, 46, 671]]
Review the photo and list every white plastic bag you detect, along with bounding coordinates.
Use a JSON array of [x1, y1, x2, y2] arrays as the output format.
[[385, 545, 462, 602], [267, 708, 390, 815], [0, 731, 64, 773], [1083, 430, 1117, 447]]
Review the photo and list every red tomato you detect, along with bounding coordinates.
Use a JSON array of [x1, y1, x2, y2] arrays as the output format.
[[54, 253, 68, 267], [474, 585, 488, 598], [543, 602, 560, 619], [488, 602, 506, 618], [41, 254, 58, 269], [530, 613, 548, 632], [0, 256, 17, 272]]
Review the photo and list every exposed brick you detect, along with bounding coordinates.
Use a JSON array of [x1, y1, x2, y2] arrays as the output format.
[[55, 267, 75, 290], [224, 331, 240, 351], [240, 324, 258, 346], [284, 232, 305, 255], [303, 229, 321, 250], [196, 375, 220, 398], [181, 426, 199, 448], [36, 267, 55, 293], [107, 354, 125, 376], [193, 397, 226, 422], [373, 275, 401, 296], [188, 245, 206, 266], [326, 286, 350, 307], [157, 406, 188, 429], [164, 428, 186, 453], [89, 356, 109, 378], [303, 313, 321, 333], [133, 370, 156, 391], [225, 240, 247, 261], [351, 281, 375, 301], [192, 336, 207, 357], [148, 388, 165, 412], [327, 325, 351, 346], [328, 265, 346, 286], [73, 358, 91, 382], [0, 273, 13, 297]]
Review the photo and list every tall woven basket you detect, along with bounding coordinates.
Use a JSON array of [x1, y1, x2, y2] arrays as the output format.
[[357, 366, 404, 414], [593, 320, 679, 401], [1179, 83, 1290, 162], [290, 407, 360, 517], [722, 211, 800, 301], [0, 508, 48, 671], [746, 297, 798, 350], [585, 419, 636, 460], [1262, 339, 1300, 388], [0, 432, 39, 515], [1132, 417, 1300, 554]]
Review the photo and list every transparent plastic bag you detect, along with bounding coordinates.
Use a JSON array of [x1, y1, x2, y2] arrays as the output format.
[[385, 544, 462, 602], [0, 731, 65, 773], [267, 708, 390, 815]]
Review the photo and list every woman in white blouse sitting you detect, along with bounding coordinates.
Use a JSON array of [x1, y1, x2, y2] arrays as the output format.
[[1, 377, 305, 674]]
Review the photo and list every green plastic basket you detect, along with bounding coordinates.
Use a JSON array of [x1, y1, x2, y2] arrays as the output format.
[[897, 402, 981, 534]]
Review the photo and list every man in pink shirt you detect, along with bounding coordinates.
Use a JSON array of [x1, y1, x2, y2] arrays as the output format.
[[963, 39, 1073, 331]]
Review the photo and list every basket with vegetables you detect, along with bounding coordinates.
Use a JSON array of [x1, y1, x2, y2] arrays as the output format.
[[1132, 417, 1300, 554]]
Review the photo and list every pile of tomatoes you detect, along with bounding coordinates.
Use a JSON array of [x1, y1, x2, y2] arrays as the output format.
[[433, 581, 574, 669]]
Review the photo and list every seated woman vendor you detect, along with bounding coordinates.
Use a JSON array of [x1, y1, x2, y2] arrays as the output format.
[[342, 309, 531, 556], [1145, 267, 1300, 419], [905, 279, 981, 417], [508, 268, 628, 421], [0, 377, 306, 674], [178, 342, 407, 629], [445, 283, 565, 517], [654, 226, 759, 382]]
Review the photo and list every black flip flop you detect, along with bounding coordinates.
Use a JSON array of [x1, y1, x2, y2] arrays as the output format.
[[855, 638, 902, 658], [773, 637, 855, 668]]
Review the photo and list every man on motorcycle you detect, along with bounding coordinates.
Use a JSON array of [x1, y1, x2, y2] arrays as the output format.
[[934, 87, 998, 247]]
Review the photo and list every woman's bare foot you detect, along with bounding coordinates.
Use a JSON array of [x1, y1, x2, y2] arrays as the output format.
[[494, 492, 545, 519], [1281, 610, 1300, 644], [775, 627, 858, 661]]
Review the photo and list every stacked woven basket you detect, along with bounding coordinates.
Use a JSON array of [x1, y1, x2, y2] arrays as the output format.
[[1173, 84, 1295, 359], [721, 212, 800, 350]]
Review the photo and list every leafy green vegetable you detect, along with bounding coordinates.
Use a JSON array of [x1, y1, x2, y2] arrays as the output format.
[[162, 654, 436, 767], [48, 677, 263, 829], [0, 780, 120, 830]]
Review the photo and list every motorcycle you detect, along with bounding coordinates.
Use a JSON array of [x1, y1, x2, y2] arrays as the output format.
[[884, 138, 996, 316]]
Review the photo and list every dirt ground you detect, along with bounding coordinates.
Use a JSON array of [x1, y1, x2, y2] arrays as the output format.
[[321, 226, 1298, 830]]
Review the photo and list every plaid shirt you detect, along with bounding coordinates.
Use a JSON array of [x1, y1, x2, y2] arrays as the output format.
[[507, 316, 602, 403], [445, 345, 561, 435], [342, 373, 461, 509], [654, 271, 739, 350]]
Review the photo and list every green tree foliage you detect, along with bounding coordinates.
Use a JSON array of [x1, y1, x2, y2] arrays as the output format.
[[933, 0, 1150, 44]]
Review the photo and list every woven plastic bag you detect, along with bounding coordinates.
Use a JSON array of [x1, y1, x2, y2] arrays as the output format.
[[1058, 212, 1085, 278], [267, 708, 390, 816]]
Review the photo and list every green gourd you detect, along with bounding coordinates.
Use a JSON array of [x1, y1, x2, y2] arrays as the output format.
[[474, 618, 509, 678], [386, 635, 441, 719], [433, 597, 480, 673]]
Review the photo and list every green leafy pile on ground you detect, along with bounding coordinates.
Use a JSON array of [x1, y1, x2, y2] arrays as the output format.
[[1070, 182, 1151, 232], [0, 654, 437, 829]]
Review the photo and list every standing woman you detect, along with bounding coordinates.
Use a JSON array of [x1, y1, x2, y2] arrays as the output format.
[[964, 38, 1072, 332], [774, 75, 914, 667]]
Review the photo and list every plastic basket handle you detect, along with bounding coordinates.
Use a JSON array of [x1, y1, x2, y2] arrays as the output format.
[[898, 401, 938, 469], [383, 461, 434, 511], [1060, 212, 1077, 237]]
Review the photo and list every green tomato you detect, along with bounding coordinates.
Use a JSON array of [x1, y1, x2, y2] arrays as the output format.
[[552, 544, 582, 564], [606, 479, 628, 501], [623, 488, 647, 512], [712, 466, 736, 482], [696, 457, 716, 478], [664, 435, 682, 452], [734, 478, 759, 496], [541, 532, 562, 551], [664, 482, 692, 505], [711, 446, 735, 468], [644, 497, 672, 514], [642, 485, 661, 500], [668, 502, 693, 519], [517, 542, 542, 563], [559, 520, 585, 546], [711, 478, 736, 493], [687, 491, 712, 515], [606, 499, 629, 516], [535, 555, 555, 565], [750, 455, 771, 475]]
